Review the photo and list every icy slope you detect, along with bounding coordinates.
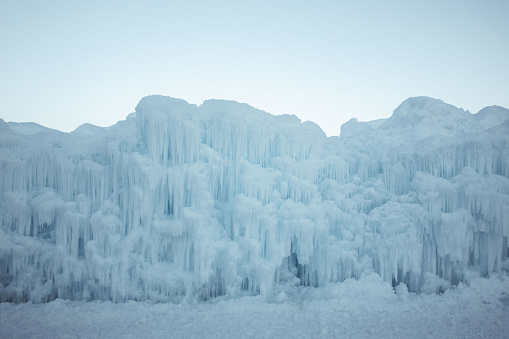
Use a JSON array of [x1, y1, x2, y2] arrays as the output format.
[[0, 96, 508, 303]]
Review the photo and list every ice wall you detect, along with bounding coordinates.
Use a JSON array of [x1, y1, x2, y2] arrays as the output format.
[[1, 96, 508, 303]]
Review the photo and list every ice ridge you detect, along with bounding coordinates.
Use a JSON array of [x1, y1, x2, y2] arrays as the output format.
[[0, 96, 508, 303]]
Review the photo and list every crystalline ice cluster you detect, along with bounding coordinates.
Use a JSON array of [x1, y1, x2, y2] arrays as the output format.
[[1, 96, 508, 302]]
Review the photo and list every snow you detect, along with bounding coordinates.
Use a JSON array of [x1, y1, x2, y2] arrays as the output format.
[[0, 273, 507, 338], [1, 95, 509, 306]]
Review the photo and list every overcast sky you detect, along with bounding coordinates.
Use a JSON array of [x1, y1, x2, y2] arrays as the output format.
[[1, 0, 508, 136]]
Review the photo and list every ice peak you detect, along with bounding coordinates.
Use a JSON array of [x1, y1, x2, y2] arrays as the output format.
[[476, 105, 509, 117], [474, 105, 509, 130], [380, 96, 479, 140], [137, 95, 192, 108], [7, 122, 61, 136], [391, 96, 454, 119], [72, 123, 106, 136], [198, 99, 274, 125], [135, 95, 197, 120], [200, 98, 258, 111]]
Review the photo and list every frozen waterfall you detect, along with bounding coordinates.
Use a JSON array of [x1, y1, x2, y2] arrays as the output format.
[[1, 95, 508, 303]]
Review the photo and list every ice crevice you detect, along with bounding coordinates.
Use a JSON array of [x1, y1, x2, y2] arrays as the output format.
[[1, 95, 509, 303]]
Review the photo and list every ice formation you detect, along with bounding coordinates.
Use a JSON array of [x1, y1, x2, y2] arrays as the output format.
[[1, 96, 508, 303]]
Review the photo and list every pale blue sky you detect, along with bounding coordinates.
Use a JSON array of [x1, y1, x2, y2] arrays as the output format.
[[1, 0, 508, 136]]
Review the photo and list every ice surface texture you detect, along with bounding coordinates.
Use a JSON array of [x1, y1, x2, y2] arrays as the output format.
[[1, 95, 508, 303]]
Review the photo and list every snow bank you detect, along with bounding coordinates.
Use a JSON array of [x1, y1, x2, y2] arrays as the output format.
[[1, 273, 507, 338]]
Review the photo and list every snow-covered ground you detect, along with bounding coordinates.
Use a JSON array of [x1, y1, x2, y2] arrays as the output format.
[[1, 273, 508, 339]]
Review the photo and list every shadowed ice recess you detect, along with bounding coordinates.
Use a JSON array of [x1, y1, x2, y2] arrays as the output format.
[[1, 95, 508, 303]]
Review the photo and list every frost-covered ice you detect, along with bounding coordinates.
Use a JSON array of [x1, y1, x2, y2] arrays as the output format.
[[1, 273, 508, 338], [1, 95, 508, 304]]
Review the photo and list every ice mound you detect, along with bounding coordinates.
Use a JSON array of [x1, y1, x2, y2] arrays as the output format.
[[474, 105, 509, 130], [1, 95, 508, 303], [381, 96, 481, 140]]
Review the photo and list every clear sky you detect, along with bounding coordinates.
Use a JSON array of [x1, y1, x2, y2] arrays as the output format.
[[1, 0, 508, 136]]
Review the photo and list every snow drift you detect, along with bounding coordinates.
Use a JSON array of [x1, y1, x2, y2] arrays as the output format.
[[1, 96, 508, 303]]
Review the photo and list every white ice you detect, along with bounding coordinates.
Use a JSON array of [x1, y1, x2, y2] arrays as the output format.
[[1, 95, 508, 303]]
